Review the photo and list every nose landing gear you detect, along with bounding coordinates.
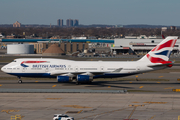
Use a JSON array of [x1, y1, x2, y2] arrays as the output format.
[[17, 77, 22, 84]]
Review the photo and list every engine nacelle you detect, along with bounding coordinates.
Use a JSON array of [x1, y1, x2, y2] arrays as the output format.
[[57, 76, 72, 83], [76, 75, 93, 83]]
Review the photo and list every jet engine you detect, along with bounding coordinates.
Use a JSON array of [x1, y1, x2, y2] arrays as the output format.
[[57, 76, 73, 83], [76, 75, 93, 83]]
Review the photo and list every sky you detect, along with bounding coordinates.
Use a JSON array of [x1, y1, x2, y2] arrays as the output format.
[[0, 0, 180, 26]]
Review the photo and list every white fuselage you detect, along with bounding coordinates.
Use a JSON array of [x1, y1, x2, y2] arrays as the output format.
[[1, 58, 166, 79]]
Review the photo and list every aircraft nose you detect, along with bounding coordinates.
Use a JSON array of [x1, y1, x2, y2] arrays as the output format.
[[1, 66, 5, 72], [1, 66, 4, 72]]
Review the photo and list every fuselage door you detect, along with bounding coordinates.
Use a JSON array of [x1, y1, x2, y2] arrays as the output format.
[[136, 66, 140, 71], [100, 66, 104, 72], [22, 67, 27, 72], [45, 68, 49, 72], [75, 66, 78, 72]]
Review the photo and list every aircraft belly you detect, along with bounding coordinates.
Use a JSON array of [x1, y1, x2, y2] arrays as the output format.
[[93, 73, 138, 78], [7, 73, 56, 78]]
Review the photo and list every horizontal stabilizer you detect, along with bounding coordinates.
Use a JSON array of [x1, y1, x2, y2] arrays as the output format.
[[147, 61, 174, 67]]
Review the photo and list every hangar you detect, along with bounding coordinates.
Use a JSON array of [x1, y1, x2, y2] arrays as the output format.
[[111, 38, 179, 55]]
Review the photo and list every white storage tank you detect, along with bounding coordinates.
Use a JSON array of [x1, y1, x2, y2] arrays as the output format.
[[84, 49, 87, 53], [7, 44, 34, 54]]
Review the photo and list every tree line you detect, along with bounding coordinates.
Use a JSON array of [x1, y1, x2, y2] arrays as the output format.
[[0, 27, 179, 39]]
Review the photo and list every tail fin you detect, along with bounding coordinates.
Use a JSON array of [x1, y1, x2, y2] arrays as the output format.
[[139, 36, 178, 65], [162, 35, 165, 39]]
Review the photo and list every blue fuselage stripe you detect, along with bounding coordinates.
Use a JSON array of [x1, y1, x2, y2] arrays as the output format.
[[7, 73, 56, 78], [7, 73, 137, 78], [93, 73, 137, 78]]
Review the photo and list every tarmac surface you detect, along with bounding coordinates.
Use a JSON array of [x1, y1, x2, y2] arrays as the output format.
[[1, 93, 180, 120], [1, 62, 180, 119]]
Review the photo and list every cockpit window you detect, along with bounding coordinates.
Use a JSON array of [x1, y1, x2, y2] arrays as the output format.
[[12, 60, 16, 62]]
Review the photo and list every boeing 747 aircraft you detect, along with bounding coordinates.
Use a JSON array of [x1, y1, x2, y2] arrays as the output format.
[[1, 36, 178, 84]]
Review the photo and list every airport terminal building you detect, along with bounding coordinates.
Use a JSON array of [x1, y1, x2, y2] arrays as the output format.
[[111, 38, 179, 55], [1, 36, 180, 56]]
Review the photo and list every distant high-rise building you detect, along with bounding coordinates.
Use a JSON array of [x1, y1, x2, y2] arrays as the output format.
[[74, 19, 79, 26], [57, 19, 63, 27], [13, 21, 21, 27], [70, 19, 73, 26], [60, 19, 63, 26], [66, 19, 69, 26], [66, 19, 73, 27], [57, 19, 60, 26]]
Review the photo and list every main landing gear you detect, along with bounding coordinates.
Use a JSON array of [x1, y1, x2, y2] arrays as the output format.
[[76, 81, 79, 85], [17, 77, 22, 84]]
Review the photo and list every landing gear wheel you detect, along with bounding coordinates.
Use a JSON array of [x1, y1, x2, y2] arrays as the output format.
[[18, 80, 22, 84], [88, 81, 92, 84], [76, 82, 79, 85]]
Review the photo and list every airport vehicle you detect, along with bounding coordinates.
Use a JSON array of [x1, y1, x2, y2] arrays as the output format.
[[1, 36, 178, 84], [53, 114, 74, 120]]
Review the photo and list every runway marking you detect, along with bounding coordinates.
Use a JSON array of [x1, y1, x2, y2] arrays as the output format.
[[62, 105, 91, 109], [11, 115, 23, 120], [172, 89, 180, 92], [139, 86, 143, 88], [164, 87, 174, 89], [159, 76, 163, 78], [66, 110, 83, 114], [78, 110, 83, 114], [149, 115, 156, 120], [52, 85, 56, 87], [128, 106, 137, 119], [35, 81, 38, 83], [157, 82, 161, 83], [1, 110, 20, 115], [1, 110, 19, 113], [76, 107, 129, 120], [144, 102, 167, 104], [46, 98, 61, 100], [66, 111, 80, 114]]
